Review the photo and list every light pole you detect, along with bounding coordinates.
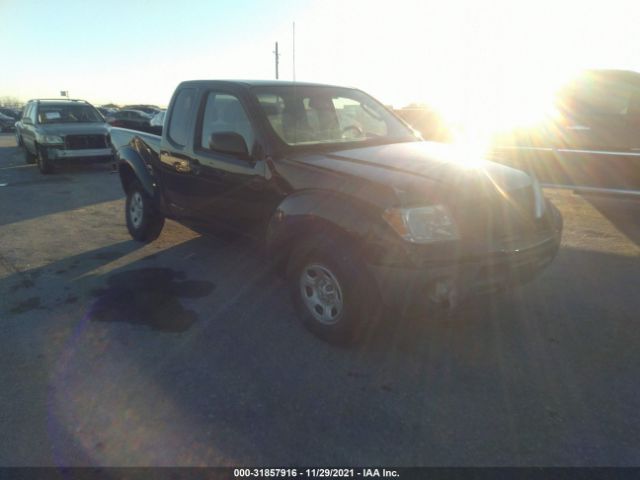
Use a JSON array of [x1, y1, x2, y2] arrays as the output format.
[[274, 42, 280, 80]]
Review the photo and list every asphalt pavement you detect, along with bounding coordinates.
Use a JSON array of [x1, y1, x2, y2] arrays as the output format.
[[0, 132, 639, 466]]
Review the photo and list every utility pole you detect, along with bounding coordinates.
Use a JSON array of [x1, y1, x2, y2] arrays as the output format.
[[274, 42, 280, 80], [292, 22, 296, 81]]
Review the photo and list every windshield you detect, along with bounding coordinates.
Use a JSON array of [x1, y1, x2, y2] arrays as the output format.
[[254, 86, 417, 147], [37, 104, 103, 124]]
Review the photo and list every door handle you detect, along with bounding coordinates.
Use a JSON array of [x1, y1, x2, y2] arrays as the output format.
[[567, 125, 591, 131], [160, 151, 198, 174], [173, 158, 201, 175], [173, 159, 191, 173]]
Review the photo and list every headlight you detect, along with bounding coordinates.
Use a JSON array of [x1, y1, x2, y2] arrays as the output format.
[[382, 204, 459, 243], [39, 134, 64, 145]]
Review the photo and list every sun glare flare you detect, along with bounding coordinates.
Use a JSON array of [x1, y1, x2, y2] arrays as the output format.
[[428, 68, 577, 153]]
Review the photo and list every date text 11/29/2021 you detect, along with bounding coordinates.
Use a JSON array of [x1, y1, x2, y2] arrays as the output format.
[[233, 468, 399, 478]]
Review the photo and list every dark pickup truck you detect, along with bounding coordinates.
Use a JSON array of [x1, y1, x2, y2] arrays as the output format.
[[110, 80, 563, 344]]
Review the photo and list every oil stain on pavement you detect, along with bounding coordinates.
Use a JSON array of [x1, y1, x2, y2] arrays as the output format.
[[90, 268, 214, 332]]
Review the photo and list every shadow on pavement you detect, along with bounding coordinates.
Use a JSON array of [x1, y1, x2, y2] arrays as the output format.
[[0, 143, 121, 227], [0, 240, 144, 316]]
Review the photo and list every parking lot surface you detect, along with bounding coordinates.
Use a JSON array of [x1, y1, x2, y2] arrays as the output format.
[[0, 132, 639, 466]]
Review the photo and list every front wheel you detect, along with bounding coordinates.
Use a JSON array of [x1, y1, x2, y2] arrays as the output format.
[[287, 234, 381, 345], [23, 141, 36, 164], [125, 181, 165, 242], [36, 145, 53, 174]]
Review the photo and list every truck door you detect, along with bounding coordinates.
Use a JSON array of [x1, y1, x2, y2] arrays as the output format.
[[187, 89, 274, 234], [159, 87, 275, 234]]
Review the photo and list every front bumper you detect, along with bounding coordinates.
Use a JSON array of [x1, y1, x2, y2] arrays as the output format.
[[369, 230, 561, 314], [43, 147, 113, 162]]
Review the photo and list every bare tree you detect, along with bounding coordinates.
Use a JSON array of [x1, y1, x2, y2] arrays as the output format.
[[0, 96, 23, 107]]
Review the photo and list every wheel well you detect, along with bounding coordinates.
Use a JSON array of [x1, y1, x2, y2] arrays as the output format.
[[270, 220, 358, 276]]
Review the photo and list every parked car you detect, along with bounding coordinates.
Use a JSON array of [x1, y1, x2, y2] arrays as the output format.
[[110, 80, 562, 344], [97, 107, 117, 117], [0, 107, 21, 121], [149, 110, 165, 127], [15, 99, 113, 174], [122, 104, 161, 116], [491, 69, 640, 196], [0, 112, 16, 132], [105, 109, 151, 131]]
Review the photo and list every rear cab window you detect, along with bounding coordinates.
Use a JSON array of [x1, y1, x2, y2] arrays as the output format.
[[167, 88, 196, 147]]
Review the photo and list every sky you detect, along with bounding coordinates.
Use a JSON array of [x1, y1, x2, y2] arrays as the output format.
[[2, 0, 640, 130]]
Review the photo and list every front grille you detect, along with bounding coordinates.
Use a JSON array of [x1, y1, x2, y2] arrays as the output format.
[[454, 185, 543, 246], [65, 134, 108, 150], [492, 185, 538, 242]]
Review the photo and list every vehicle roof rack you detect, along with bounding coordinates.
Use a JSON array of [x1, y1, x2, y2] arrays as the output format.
[[27, 98, 90, 104]]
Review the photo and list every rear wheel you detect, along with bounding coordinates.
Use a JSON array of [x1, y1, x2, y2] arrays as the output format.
[[36, 145, 53, 174], [287, 234, 381, 345], [125, 180, 165, 242]]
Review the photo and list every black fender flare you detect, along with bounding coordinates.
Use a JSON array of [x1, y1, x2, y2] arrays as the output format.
[[117, 145, 156, 198], [265, 189, 405, 268]]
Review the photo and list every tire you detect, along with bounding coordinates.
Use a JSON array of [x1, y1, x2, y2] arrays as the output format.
[[125, 180, 165, 242], [287, 234, 381, 345], [36, 145, 53, 173]]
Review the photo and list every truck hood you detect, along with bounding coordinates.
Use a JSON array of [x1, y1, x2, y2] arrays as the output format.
[[294, 141, 532, 197], [38, 123, 109, 136]]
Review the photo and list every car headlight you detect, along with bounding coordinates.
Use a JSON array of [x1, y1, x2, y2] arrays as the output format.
[[39, 134, 64, 145], [382, 204, 459, 243]]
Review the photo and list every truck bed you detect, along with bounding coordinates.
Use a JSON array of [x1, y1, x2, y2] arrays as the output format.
[[109, 126, 161, 154]]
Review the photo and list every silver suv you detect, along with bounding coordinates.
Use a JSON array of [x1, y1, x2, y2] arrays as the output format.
[[16, 99, 112, 174]]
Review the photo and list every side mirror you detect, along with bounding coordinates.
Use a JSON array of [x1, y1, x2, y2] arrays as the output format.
[[209, 131, 249, 158]]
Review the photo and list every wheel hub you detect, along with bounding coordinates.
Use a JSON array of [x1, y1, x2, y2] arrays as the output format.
[[129, 192, 144, 228], [299, 263, 344, 325]]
